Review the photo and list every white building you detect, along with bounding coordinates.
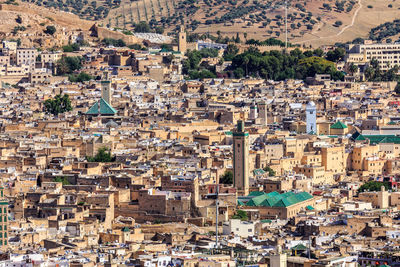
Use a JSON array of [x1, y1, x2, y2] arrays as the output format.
[[222, 219, 257, 238]]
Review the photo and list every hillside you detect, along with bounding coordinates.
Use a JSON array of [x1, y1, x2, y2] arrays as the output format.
[[0, 1, 94, 48], [4, 0, 400, 47]]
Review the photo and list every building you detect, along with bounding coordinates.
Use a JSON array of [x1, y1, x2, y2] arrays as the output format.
[[233, 120, 249, 196], [178, 26, 187, 54], [346, 42, 400, 71], [238, 191, 315, 219], [306, 101, 316, 134], [0, 187, 8, 250], [222, 219, 257, 238], [258, 101, 267, 126]]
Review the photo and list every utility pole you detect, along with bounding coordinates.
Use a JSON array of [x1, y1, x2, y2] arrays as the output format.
[[285, 0, 288, 49], [215, 183, 219, 249]]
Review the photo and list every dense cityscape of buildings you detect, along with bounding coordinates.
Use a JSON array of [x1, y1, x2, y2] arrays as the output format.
[[1, 31, 400, 267]]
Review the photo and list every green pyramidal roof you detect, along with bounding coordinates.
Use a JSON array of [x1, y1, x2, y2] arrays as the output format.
[[330, 121, 348, 129], [86, 98, 117, 115]]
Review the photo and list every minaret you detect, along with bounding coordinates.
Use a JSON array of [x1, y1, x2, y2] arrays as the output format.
[[233, 120, 249, 196], [257, 101, 267, 126], [178, 25, 187, 54], [306, 101, 317, 134], [249, 102, 258, 120], [101, 71, 112, 105]]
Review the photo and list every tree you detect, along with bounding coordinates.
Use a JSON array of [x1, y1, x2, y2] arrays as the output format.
[[56, 56, 83, 75], [232, 210, 248, 221], [44, 25, 56, 35], [220, 170, 233, 184], [54, 176, 71, 185], [44, 94, 73, 116], [223, 44, 239, 61], [263, 166, 276, 176], [68, 72, 93, 82], [325, 48, 345, 62], [358, 181, 390, 193], [349, 63, 358, 75], [134, 21, 151, 32], [86, 147, 116, 162], [155, 26, 164, 34], [395, 82, 400, 94]]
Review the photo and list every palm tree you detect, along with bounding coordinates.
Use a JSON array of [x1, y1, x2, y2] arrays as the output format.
[[349, 63, 358, 75]]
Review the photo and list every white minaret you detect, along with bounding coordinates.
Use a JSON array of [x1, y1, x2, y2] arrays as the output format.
[[258, 101, 267, 126], [249, 102, 258, 120], [306, 101, 317, 134]]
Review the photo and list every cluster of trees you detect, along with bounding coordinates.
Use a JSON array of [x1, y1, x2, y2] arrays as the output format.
[[365, 58, 400, 82], [230, 47, 344, 81], [23, 0, 112, 20], [86, 147, 116, 162], [246, 38, 293, 47], [369, 19, 400, 42], [68, 72, 93, 82], [102, 38, 126, 47], [183, 48, 219, 79], [358, 181, 391, 193], [219, 170, 233, 184], [43, 94, 73, 116], [56, 56, 83, 75], [62, 43, 81, 52]]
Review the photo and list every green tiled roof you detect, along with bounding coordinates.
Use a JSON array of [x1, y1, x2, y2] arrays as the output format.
[[363, 135, 400, 144], [243, 191, 313, 208], [253, 169, 266, 176], [86, 98, 117, 115], [330, 121, 348, 129]]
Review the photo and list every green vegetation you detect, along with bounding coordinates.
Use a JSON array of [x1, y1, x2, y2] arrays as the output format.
[[230, 48, 344, 81], [369, 19, 400, 42], [183, 48, 219, 79], [62, 43, 81, 52], [44, 94, 73, 116], [220, 170, 233, 184], [56, 56, 83, 75], [333, 20, 343, 27], [246, 38, 293, 47], [358, 181, 390, 193], [263, 166, 276, 177], [44, 25, 56, 35], [128, 44, 147, 50], [134, 21, 151, 33], [325, 48, 345, 63], [365, 58, 399, 82], [102, 38, 126, 47], [232, 210, 248, 221], [68, 72, 93, 83], [86, 147, 116, 162], [223, 44, 239, 61], [12, 26, 26, 34], [53, 176, 71, 185]]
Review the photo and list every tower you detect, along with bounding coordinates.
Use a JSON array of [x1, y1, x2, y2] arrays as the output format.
[[233, 120, 249, 196], [249, 102, 258, 120], [306, 101, 317, 134], [101, 71, 112, 105], [378, 186, 389, 209], [257, 101, 267, 126], [178, 26, 187, 54], [0, 187, 8, 249]]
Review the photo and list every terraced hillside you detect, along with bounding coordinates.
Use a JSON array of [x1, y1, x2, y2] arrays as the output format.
[[17, 0, 400, 46]]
